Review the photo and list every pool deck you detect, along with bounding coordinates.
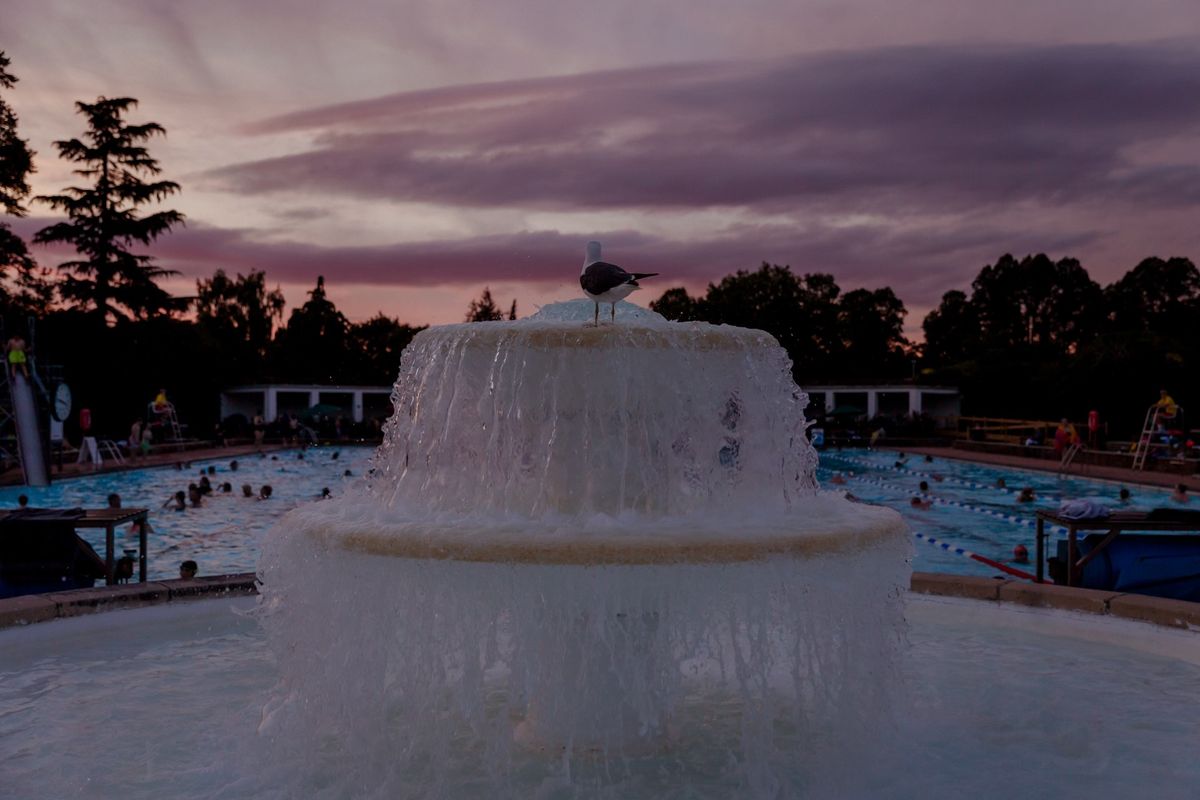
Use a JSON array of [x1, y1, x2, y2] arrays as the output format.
[[1, 571, 1198, 631], [0, 441, 353, 486], [897, 445, 1198, 491]]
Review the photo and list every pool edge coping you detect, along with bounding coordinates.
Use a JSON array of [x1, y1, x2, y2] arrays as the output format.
[[1, 571, 1197, 632]]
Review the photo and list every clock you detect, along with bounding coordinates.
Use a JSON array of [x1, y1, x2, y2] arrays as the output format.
[[53, 383, 72, 422]]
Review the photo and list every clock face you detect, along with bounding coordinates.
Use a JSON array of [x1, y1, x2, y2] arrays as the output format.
[[53, 383, 72, 422]]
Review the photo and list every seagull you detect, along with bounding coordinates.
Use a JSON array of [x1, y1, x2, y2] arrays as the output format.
[[579, 241, 658, 325]]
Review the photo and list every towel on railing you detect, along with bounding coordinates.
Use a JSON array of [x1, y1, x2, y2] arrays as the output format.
[[1058, 499, 1112, 520]]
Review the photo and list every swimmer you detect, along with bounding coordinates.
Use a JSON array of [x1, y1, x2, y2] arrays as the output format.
[[1017, 487, 1036, 503], [271, 455, 278, 461], [164, 490, 186, 511], [179, 560, 198, 579], [199, 476, 213, 495], [1171, 483, 1190, 503], [931, 473, 945, 482], [995, 478, 1007, 489], [910, 497, 933, 510], [923, 454, 934, 463], [207, 466, 216, 476], [220, 482, 232, 493], [320, 487, 331, 499], [918, 481, 930, 493], [829, 475, 847, 485], [1012, 544, 1029, 564], [343, 469, 352, 477], [332, 451, 340, 461], [107, 493, 121, 509], [297, 452, 305, 460], [1118, 487, 1131, 503], [241, 484, 254, 498], [188, 487, 204, 508], [229, 460, 239, 472], [17, 494, 28, 508], [259, 485, 273, 500]]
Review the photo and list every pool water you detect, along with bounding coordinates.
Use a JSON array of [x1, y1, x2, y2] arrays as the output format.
[[0, 447, 373, 580], [818, 448, 1188, 578], [1, 595, 1197, 799]]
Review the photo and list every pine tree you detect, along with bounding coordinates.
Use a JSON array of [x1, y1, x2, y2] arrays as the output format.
[[0, 51, 50, 313], [465, 287, 504, 321], [34, 96, 184, 321]]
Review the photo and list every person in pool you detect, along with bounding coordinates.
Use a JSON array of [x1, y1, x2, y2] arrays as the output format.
[[107, 493, 121, 509], [918, 481, 930, 493], [241, 484, 254, 498], [910, 496, 933, 510], [164, 491, 186, 511], [179, 560, 198, 579], [259, 485, 273, 500], [1171, 484, 1190, 503], [1017, 487, 1036, 503], [1119, 487, 1132, 503]]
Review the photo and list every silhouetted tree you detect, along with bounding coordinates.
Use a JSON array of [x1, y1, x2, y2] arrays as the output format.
[[465, 287, 504, 321], [34, 97, 184, 322], [350, 314, 426, 385], [971, 253, 1101, 356], [649, 287, 701, 321], [837, 287, 909, 380], [921, 290, 980, 368], [508, 299, 518, 320], [271, 275, 350, 383], [1105, 256, 1200, 340], [195, 269, 286, 386], [0, 51, 50, 314]]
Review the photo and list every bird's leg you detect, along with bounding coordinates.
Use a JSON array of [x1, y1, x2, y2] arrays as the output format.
[[611, 303, 616, 322], [593, 302, 599, 327]]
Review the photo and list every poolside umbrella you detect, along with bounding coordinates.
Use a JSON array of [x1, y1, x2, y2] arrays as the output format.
[[301, 403, 344, 420]]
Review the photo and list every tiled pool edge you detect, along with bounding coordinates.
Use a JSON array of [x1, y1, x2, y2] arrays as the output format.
[[1, 572, 1197, 631], [0, 574, 258, 629]]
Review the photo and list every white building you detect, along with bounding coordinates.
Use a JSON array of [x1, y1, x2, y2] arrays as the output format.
[[804, 385, 960, 423], [219, 384, 393, 424]]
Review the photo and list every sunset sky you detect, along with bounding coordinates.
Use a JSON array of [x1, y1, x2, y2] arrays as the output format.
[[5, 1, 1200, 329]]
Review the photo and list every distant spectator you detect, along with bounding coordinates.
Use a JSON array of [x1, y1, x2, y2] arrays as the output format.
[[129, 420, 143, 456], [17, 494, 28, 508], [1053, 419, 1077, 457], [1171, 484, 1190, 503], [180, 560, 198, 579], [107, 493, 121, 509], [241, 484, 254, 498], [141, 426, 153, 456], [259, 485, 273, 500]]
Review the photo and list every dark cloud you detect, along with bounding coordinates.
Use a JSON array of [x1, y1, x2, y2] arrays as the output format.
[[207, 42, 1200, 216]]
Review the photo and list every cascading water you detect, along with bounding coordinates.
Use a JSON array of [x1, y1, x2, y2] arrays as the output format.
[[257, 300, 911, 797]]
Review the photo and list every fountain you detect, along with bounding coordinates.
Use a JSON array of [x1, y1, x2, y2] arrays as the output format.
[[256, 300, 911, 795]]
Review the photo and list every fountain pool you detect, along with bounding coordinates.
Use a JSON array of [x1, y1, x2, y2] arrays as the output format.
[[2, 594, 1198, 799]]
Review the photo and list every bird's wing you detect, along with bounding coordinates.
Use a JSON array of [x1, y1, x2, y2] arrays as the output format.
[[580, 261, 632, 294]]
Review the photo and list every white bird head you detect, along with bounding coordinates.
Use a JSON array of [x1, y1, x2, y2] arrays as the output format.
[[583, 241, 602, 272]]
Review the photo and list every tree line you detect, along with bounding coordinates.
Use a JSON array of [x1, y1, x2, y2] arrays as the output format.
[[649, 253, 1200, 435]]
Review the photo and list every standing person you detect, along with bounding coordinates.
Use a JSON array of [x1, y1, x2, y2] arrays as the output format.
[[253, 414, 265, 446], [129, 420, 143, 458], [1053, 419, 1077, 457], [5, 334, 29, 379]]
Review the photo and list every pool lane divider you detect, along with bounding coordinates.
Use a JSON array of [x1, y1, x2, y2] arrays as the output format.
[[912, 532, 1044, 582], [821, 469, 1071, 536], [821, 452, 1065, 500]]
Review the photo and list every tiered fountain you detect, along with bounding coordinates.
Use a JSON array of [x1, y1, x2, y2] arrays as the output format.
[[257, 300, 911, 796]]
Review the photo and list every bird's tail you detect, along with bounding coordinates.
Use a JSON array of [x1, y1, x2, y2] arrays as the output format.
[[630, 272, 659, 280]]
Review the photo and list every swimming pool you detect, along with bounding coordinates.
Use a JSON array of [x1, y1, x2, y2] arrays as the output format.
[[0, 447, 374, 581], [818, 448, 1187, 578], [0, 445, 1179, 583]]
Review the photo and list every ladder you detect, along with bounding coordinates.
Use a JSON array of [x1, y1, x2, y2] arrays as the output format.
[[1059, 443, 1083, 474], [1132, 403, 1183, 471], [0, 318, 57, 484]]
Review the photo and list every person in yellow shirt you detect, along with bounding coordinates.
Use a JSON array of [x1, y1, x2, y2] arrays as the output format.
[[1156, 389, 1178, 419]]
